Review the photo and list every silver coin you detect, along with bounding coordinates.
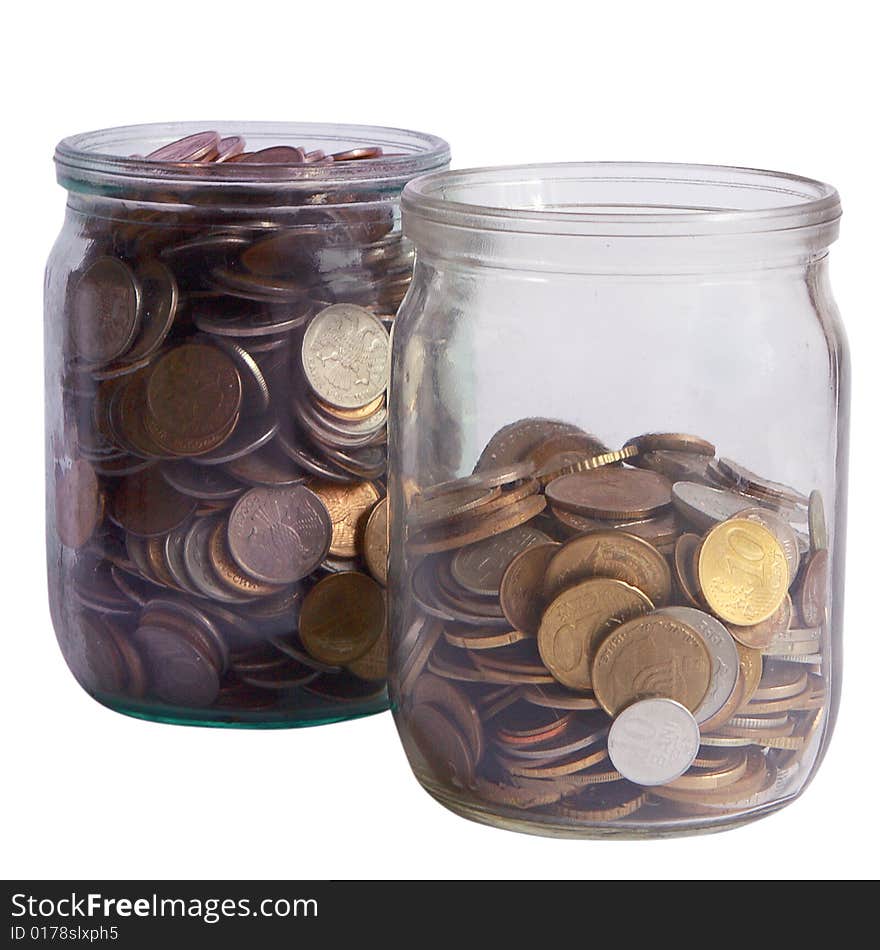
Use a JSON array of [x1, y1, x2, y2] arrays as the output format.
[[208, 336, 271, 415], [182, 516, 252, 605], [301, 303, 390, 409], [276, 427, 355, 484], [607, 698, 700, 786], [672, 481, 770, 531], [809, 489, 827, 552], [143, 596, 230, 674], [163, 522, 203, 596], [191, 412, 278, 466], [656, 606, 740, 725], [732, 507, 800, 585], [451, 525, 552, 597], [161, 460, 244, 500]]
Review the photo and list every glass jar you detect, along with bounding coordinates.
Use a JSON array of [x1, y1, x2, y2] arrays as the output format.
[[46, 121, 449, 727], [389, 162, 847, 836]]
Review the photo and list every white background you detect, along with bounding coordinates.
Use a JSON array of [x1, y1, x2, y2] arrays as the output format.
[[2, 0, 877, 880]]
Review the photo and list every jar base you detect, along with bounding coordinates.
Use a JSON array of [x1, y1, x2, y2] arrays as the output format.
[[419, 776, 796, 840], [94, 692, 390, 729]]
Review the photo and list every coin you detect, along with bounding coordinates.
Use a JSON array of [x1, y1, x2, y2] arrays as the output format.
[[409, 703, 475, 788], [451, 524, 552, 597], [626, 432, 716, 456], [362, 496, 388, 585], [207, 519, 282, 597], [607, 698, 700, 786], [110, 467, 196, 537], [499, 542, 561, 635], [299, 572, 386, 665], [656, 606, 739, 725], [306, 479, 380, 559], [716, 458, 809, 508], [797, 549, 829, 627], [698, 519, 788, 625], [69, 257, 141, 364], [592, 613, 712, 716], [55, 459, 101, 548], [673, 533, 703, 607], [132, 623, 221, 708], [346, 626, 389, 683], [227, 485, 332, 584], [474, 418, 591, 471], [632, 449, 714, 483], [727, 592, 792, 649], [543, 529, 672, 606], [126, 260, 178, 362], [145, 343, 243, 456], [301, 304, 390, 409], [732, 507, 800, 585], [671, 481, 765, 531], [538, 578, 653, 692], [809, 489, 827, 552], [545, 467, 672, 520], [145, 130, 221, 162], [411, 673, 483, 762]]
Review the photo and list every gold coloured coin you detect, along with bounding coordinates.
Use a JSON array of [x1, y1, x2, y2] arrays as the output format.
[[698, 519, 788, 625], [543, 529, 672, 606], [727, 593, 792, 650], [299, 571, 386, 665], [307, 478, 380, 559], [538, 578, 653, 692], [592, 613, 712, 716], [362, 496, 388, 585]]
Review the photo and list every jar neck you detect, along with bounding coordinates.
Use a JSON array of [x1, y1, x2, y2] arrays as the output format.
[[402, 162, 841, 276]]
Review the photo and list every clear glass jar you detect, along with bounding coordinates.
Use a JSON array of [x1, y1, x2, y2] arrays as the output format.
[[46, 121, 449, 727], [389, 163, 846, 836]]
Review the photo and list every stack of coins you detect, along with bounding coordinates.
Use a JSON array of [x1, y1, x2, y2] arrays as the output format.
[[397, 419, 829, 826], [52, 131, 396, 720]]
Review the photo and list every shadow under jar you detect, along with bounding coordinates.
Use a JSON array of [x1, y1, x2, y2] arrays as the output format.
[[46, 121, 449, 727], [389, 162, 848, 837]]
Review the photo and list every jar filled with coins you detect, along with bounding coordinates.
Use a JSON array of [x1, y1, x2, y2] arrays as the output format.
[[46, 122, 449, 726], [389, 163, 847, 836]]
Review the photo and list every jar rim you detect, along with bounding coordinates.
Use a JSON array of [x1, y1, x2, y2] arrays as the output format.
[[402, 162, 841, 238], [55, 120, 450, 195]]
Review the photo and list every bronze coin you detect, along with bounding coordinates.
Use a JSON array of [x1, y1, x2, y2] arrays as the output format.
[[110, 467, 196, 537], [543, 529, 672, 606], [69, 257, 141, 365], [299, 572, 386, 665], [797, 549, 829, 627], [626, 432, 716, 456], [538, 577, 653, 691], [408, 494, 547, 556], [545, 467, 672, 521], [411, 673, 484, 762], [214, 136, 246, 163], [345, 625, 389, 682], [362, 496, 389, 585], [498, 541, 561, 635], [673, 533, 703, 607], [55, 459, 101, 549], [145, 343, 242, 456], [227, 485, 332, 584], [591, 613, 713, 716]]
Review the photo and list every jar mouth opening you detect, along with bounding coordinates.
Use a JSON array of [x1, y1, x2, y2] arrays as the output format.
[[55, 121, 450, 195], [402, 162, 841, 237]]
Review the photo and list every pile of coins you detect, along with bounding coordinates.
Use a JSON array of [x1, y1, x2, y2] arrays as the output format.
[[397, 420, 829, 827], [51, 131, 399, 720]]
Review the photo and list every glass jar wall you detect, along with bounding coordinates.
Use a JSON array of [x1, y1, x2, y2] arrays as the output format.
[[389, 163, 847, 836], [46, 121, 449, 727]]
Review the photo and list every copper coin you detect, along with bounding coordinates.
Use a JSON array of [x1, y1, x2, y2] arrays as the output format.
[[299, 571, 386, 665], [69, 257, 141, 364], [411, 673, 484, 762], [538, 578, 653, 691], [145, 131, 221, 162], [546, 467, 672, 520], [231, 146, 306, 164], [55, 459, 101, 548], [214, 136, 246, 162], [306, 479, 381, 559], [797, 549, 829, 627], [544, 529, 672, 607], [110, 467, 196, 537], [591, 613, 713, 716], [673, 533, 703, 607], [499, 541, 561, 635], [227, 485, 332, 584], [331, 147, 383, 161], [145, 343, 242, 456]]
